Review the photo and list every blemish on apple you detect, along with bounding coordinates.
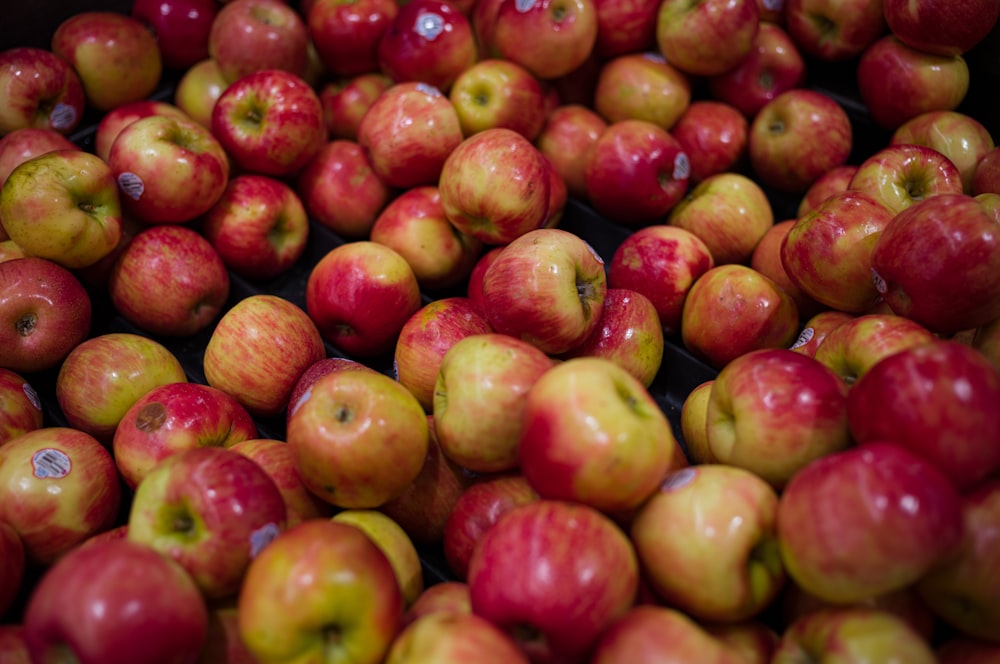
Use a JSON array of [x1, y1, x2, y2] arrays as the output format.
[[135, 402, 168, 432]]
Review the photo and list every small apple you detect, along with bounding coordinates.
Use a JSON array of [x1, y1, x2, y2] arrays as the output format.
[[93, 99, 191, 163], [788, 310, 855, 358], [679, 379, 715, 464], [749, 219, 826, 321], [592, 0, 660, 58], [883, 0, 1000, 57], [812, 313, 937, 384], [385, 611, 530, 663], [795, 164, 858, 218], [0, 127, 77, 189]]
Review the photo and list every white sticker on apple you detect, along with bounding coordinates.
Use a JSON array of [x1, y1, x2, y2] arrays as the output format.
[[416, 82, 443, 98], [673, 152, 691, 181], [516, 0, 536, 11], [249, 522, 281, 558], [415, 11, 445, 41], [117, 172, 145, 201], [49, 103, 78, 131], [762, 0, 783, 10], [289, 386, 313, 420], [871, 268, 887, 294], [790, 326, 815, 350], [31, 448, 72, 480], [642, 52, 667, 64], [660, 467, 696, 492], [21, 382, 42, 412]]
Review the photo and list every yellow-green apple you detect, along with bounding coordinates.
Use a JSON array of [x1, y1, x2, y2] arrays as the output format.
[[1, 149, 122, 269], [0, 368, 42, 447], [535, 103, 607, 200], [589, 605, 750, 664], [492, 0, 598, 80], [0, 256, 91, 374], [779, 189, 895, 313], [0, 427, 121, 565], [704, 621, 780, 664], [973, 316, 1000, 371], [109, 114, 230, 225], [173, 57, 227, 129], [667, 172, 774, 266], [592, 0, 660, 58], [0, 522, 24, 618], [777, 441, 963, 604], [770, 607, 938, 663], [128, 446, 287, 599], [593, 52, 691, 130], [974, 146, 1000, 196], [848, 142, 965, 216], [518, 356, 687, 513], [208, 0, 309, 83], [131, 0, 219, 70], [112, 381, 258, 489], [197, 605, 257, 664], [789, 311, 855, 357], [560, 287, 664, 387], [812, 313, 936, 384], [286, 368, 429, 508], [750, 219, 826, 320], [287, 357, 379, 426], [377, 0, 477, 92], [357, 81, 464, 190], [467, 499, 638, 662], [22, 539, 208, 664], [0, 127, 77, 190], [0, 241, 25, 262], [386, 611, 529, 663], [631, 464, 785, 622], [883, 0, 1000, 57], [796, 164, 857, 217], [305, 240, 422, 358], [705, 348, 850, 489], [370, 185, 483, 291], [848, 339, 1000, 490], [938, 638, 1000, 663], [333, 509, 424, 607], [307, 0, 398, 77], [707, 22, 806, 118], [55, 332, 188, 443], [319, 72, 393, 140], [892, 110, 995, 194], [583, 118, 690, 226], [403, 581, 472, 627], [93, 99, 191, 163], [748, 88, 852, 193], [679, 379, 714, 463], [295, 139, 393, 240], [607, 221, 714, 336], [871, 193, 1000, 333], [50, 11, 162, 112], [433, 332, 555, 472], [449, 58, 548, 140], [108, 224, 230, 337], [203, 294, 326, 418], [656, 0, 759, 76], [680, 264, 800, 369], [394, 297, 492, 412], [438, 126, 553, 245], [856, 34, 970, 130], [783, 0, 885, 61], [237, 519, 403, 664], [442, 473, 539, 580], [0, 626, 29, 664], [671, 100, 749, 184], [480, 227, 607, 354], [230, 438, 335, 528], [0, 47, 84, 136]]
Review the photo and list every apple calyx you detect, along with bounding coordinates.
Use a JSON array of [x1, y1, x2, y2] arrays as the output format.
[[159, 504, 199, 541], [15, 312, 38, 338]]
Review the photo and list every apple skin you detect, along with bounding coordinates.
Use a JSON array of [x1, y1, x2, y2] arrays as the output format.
[[679, 379, 714, 464], [0, 127, 77, 190], [286, 357, 380, 426], [777, 441, 964, 605], [197, 605, 258, 664], [492, 0, 599, 80], [974, 146, 1000, 196], [796, 164, 857, 218], [403, 580, 472, 627], [938, 638, 1000, 663], [883, 0, 1000, 57], [849, 142, 965, 216], [131, 0, 219, 70], [870, 193, 1000, 334], [592, 0, 660, 58], [0, 256, 92, 374], [237, 519, 404, 664], [108, 224, 230, 337], [449, 58, 548, 140], [173, 57, 228, 129], [112, 381, 259, 490], [783, 0, 886, 61], [0, 427, 122, 566], [319, 72, 393, 140], [891, 110, 996, 194], [307, 0, 398, 77], [55, 332, 188, 443], [593, 52, 691, 131], [386, 611, 529, 663], [973, 316, 1000, 372], [0, 368, 43, 445], [467, 499, 639, 663], [655, 0, 759, 77], [0, 46, 84, 136], [789, 310, 855, 358], [93, 99, 190, 163], [0, 521, 25, 618], [208, 0, 309, 83], [535, 103, 608, 201], [22, 539, 208, 664], [811, 313, 937, 384], [847, 339, 1000, 491], [0, 625, 30, 664], [704, 621, 780, 664], [332, 509, 424, 608], [749, 219, 826, 321], [50, 11, 163, 112], [670, 100, 749, 185]]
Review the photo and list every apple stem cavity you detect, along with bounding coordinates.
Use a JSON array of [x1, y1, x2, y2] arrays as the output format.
[[576, 275, 598, 319]]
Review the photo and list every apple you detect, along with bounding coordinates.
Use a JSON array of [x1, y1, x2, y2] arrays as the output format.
[[891, 110, 996, 194], [0, 368, 43, 444], [656, 0, 759, 76], [237, 519, 403, 664], [856, 34, 970, 130], [748, 88, 852, 193], [812, 313, 937, 384], [197, 605, 257, 664], [387, 611, 528, 663], [592, 0, 660, 58], [0, 426, 121, 565], [777, 441, 963, 604], [534, 103, 607, 200], [974, 146, 1000, 196], [319, 73, 390, 141], [0, 626, 29, 664], [108, 224, 230, 337], [679, 379, 715, 464], [307, 0, 399, 77], [789, 310, 855, 358], [883, 0, 1000, 57], [132, 0, 219, 70], [783, 0, 886, 61], [203, 294, 326, 419], [492, 0, 599, 80], [848, 142, 965, 216], [55, 332, 188, 443], [0, 521, 24, 618], [449, 58, 547, 140], [1, 149, 122, 269], [795, 164, 857, 217], [848, 339, 1000, 491], [403, 581, 472, 626], [681, 264, 800, 370], [0, 256, 91, 374], [93, 98, 191, 163], [593, 52, 691, 131], [286, 357, 380, 426], [173, 57, 228, 129], [0, 127, 77, 189], [112, 381, 259, 490], [0, 46, 84, 136], [973, 316, 1000, 372], [583, 118, 690, 226], [671, 102, 749, 186], [22, 539, 208, 664], [704, 621, 780, 664], [332, 509, 424, 607], [464, 245, 504, 317], [208, 0, 309, 83], [749, 219, 825, 321]]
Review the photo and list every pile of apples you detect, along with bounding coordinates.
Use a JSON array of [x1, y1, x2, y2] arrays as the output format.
[[1, 0, 1000, 661]]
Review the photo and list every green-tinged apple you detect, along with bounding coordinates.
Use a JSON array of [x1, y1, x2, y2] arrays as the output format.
[[788, 310, 854, 358], [1, 149, 121, 269], [492, 0, 598, 80], [783, 0, 886, 61], [237, 519, 403, 664], [535, 103, 608, 201], [0, 427, 121, 565], [750, 219, 826, 321], [679, 379, 714, 464], [173, 58, 227, 129], [112, 381, 258, 489], [0, 127, 77, 189], [208, 0, 309, 83], [671, 100, 749, 185], [465, 246, 503, 317], [22, 539, 208, 664], [332, 509, 424, 607], [0, 368, 43, 444], [892, 110, 995, 194], [386, 611, 529, 663], [286, 368, 429, 509], [449, 58, 547, 140], [319, 72, 393, 140], [0, 46, 84, 136], [0, 521, 25, 618], [93, 99, 191, 164], [796, 165, 858, 218], [593, 52, 691, 130], [656, 0, 759, 76], [849, 142, 965, 216], [812, 313, 936, 384]]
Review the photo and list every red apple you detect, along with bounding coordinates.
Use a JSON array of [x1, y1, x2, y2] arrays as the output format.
[[788, 310, 855, 358], [449, 58, 548, 140], [783, 0, 886, 61], [812, 313, 937, 384], [492, 0, 599, 80], [319, 72, 393, 140], [307, 0, 399, 77], [849, 142, 965, 216], [656, 0, 759, 76], [593, 52, 691, 131], [0, 626, 30, 664], [208, 0, 309, 83], [891, 110, 996, 194], [795, 164, 857, 217], [883, 0, 1000, 57], [403, 581, 472, 627], [592, 0, 660, 58], [750, 219, 826, 321], [132, 0, 219, 70], [534, 103, 607, 200], [0, 46, 84, 136], [93, 98, 191, 163], [0, 127, 77, 189], [0, 368, 43, 445], [670, 100, 749, 185]]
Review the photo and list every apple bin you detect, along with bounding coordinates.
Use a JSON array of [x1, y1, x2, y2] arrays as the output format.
[[2, 0, 1000, 661]]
